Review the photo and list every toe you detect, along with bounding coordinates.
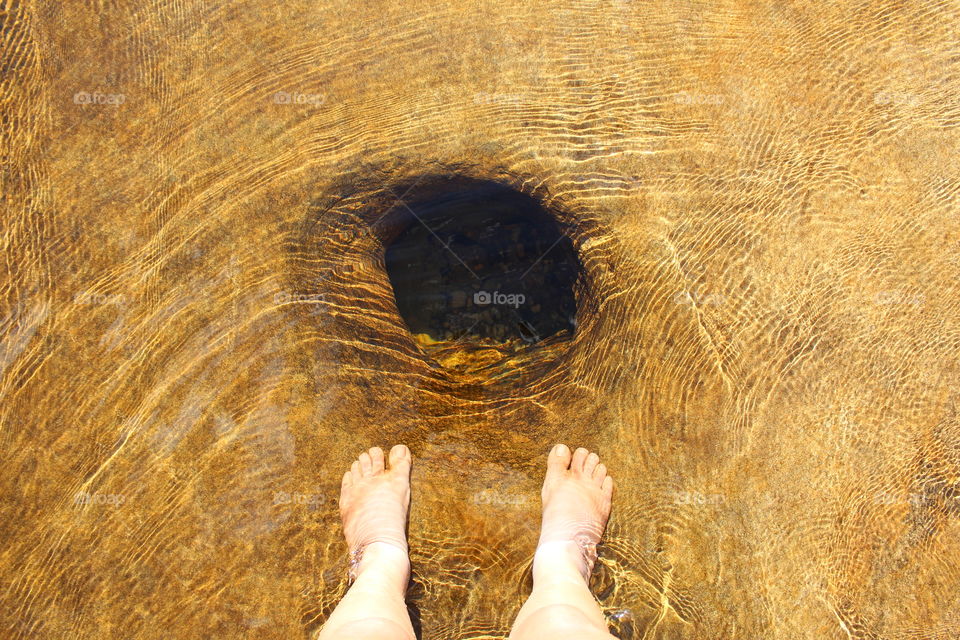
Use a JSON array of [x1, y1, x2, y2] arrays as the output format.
[[593, 463, 607, 486], [547, 443, 572, 476], [369, 446, 385, 474], [571, 447, 589, 472], [389, 444, 412, 474], [359, 452, 372, 477], [583, 452, 600, 477], [602, 475, 614, 495], [339, 471, 353, 507], [351, 460, 361, 479]]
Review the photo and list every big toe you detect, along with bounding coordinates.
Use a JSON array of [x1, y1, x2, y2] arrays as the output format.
[[546, 443, 572, 477], [388, 444, 412, 475]]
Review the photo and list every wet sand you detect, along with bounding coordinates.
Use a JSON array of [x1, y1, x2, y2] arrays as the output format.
[[2, 0, 959, 638]]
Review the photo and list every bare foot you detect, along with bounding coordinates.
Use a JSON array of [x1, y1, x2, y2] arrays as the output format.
[[339, 445, 412, 583], [536, 444, 614, 582]]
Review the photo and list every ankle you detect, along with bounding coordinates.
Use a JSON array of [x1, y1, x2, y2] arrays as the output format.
[[350, 541, 411, 588], [533, 540, 595, 584]]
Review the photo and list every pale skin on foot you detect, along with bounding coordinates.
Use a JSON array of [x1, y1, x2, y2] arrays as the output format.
[[316, 443, 616, 640]]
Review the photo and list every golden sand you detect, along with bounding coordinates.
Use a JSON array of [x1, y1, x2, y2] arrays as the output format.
[[1, 0, 959, 638]]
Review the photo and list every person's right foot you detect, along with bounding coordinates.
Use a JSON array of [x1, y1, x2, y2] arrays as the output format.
[[536, 444, 614, 581]]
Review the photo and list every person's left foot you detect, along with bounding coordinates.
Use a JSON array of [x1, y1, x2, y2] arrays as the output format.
[[339, 445, 412, 582]]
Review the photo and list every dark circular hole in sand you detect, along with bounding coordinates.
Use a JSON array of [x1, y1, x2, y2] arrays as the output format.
[[382, 178, 581, 346]]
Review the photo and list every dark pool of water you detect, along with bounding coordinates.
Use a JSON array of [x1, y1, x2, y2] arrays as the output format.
[[384, 178, 581, 346]]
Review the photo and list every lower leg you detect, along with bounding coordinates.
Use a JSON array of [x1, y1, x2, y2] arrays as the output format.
[[317, 543, 414, 640], [509, 445, 617, 640]]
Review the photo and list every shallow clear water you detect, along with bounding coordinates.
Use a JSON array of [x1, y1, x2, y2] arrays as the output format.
[[2, 1, 959, 639]]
